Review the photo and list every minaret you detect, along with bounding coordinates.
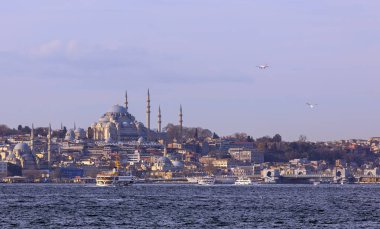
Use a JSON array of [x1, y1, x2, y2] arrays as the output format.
[[125, 90, 128, 110], [30, 124, 34, 153], [194, 128, 198, 140], [146, 89, 151, 130], [158, 106, 162, 133], [60, 122, 63, 130], [74, 122, 76, 130], [179, 105, 183, 138], [48, 123, 52, 167]]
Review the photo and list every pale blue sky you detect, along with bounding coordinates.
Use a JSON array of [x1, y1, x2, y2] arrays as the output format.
[[0, 0, 379, 141]]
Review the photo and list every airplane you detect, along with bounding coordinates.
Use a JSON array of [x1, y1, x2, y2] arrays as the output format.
[[257, 64, 269, 69], [306, 103, 317, 109]]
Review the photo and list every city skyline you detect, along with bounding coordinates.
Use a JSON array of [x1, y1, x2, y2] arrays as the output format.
[[1, 1, 380, 141]]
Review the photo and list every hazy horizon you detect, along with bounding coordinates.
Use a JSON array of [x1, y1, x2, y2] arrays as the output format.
[[1, 0, 379, 141]]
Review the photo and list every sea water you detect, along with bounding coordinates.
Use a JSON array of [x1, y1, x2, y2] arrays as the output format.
[[0, 184, 379, 228]]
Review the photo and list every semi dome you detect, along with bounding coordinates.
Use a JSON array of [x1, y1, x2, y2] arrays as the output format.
[[6, 153, 16, 161], [99, 116, 110, 123], [108, 105, 128, 114]]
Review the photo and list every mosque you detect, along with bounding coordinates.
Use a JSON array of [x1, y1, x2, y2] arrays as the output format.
[[5, 143, 37, 170], [88, 90, 183, 142]]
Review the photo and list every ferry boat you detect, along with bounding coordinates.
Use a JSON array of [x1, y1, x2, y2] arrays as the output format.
[[198, 176, 216, 185], [187, 177, 200, 184], [96, 168, 135, 187], [216, 175, 238, 184], [234, 177, 254, 185]]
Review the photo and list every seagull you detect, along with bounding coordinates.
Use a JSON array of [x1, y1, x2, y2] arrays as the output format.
[[306, 103, 317, 109], [257, 64, 269, 69]]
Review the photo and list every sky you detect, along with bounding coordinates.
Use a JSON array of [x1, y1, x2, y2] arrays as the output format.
[[0, 0, 379, 141]]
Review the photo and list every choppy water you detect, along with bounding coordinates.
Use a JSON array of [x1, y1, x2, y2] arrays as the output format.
[[0, 184, 379, 228]]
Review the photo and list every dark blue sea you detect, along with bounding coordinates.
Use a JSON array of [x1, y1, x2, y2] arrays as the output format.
[[0, 184, 379, 228]]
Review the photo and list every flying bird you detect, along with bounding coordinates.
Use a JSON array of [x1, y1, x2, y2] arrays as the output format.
[[306, 103, 317, 109], [257, 64, 269, 69]]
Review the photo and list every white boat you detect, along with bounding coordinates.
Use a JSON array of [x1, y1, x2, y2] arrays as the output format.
[[187, 177, 200, 184], [313, 181, 320, 186], [235, 177, 253, 185], [96, 168, 135, 187], [216, 175, 238, 184], [198, 176, 215, 185]]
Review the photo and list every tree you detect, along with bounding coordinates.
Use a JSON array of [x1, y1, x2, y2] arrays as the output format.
[[22, 126, 31, 134], [212, 132, 219, 139], [163, 123, 214, 142], [230, 132, 248, 141], [298, 135, 307, 142], [35, 127, 48, 137], [273, 134, 282, 143], [247, 136, 254, 142], [17, 125, 23, 131], [0, 124, 17, 136]]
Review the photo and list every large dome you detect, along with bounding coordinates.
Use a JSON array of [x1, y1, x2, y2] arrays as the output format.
[[157, 157, 172, 165], [108, 105, 128, 114], [13, 143, 30, 153]]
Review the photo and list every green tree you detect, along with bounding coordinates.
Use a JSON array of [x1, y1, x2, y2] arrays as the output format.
[[273, 134, 282, 142]]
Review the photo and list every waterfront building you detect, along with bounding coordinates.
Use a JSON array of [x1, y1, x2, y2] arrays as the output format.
[[228, 148, 264, 164], [212, 159, 231, 168], [231, 166, 255, 176], [126, 151, 141, 164], [363, 168, 380, 176], [0, 161, 22, 178], [219, 140, 255, 153], [151, 156, 173, 171]]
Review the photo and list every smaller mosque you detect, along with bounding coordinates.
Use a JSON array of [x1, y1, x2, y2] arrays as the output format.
[[5, 143, 37, 170]]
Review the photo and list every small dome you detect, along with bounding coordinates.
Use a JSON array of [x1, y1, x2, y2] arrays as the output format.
[[172, 161, 184, 168], [105, 136, 114, 144], [65, 130, 75, 141], [75, 128, 85, 133], [122, 121, 132, 127], [108, 105, 128, 114], [138, 137, 145, 144]]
